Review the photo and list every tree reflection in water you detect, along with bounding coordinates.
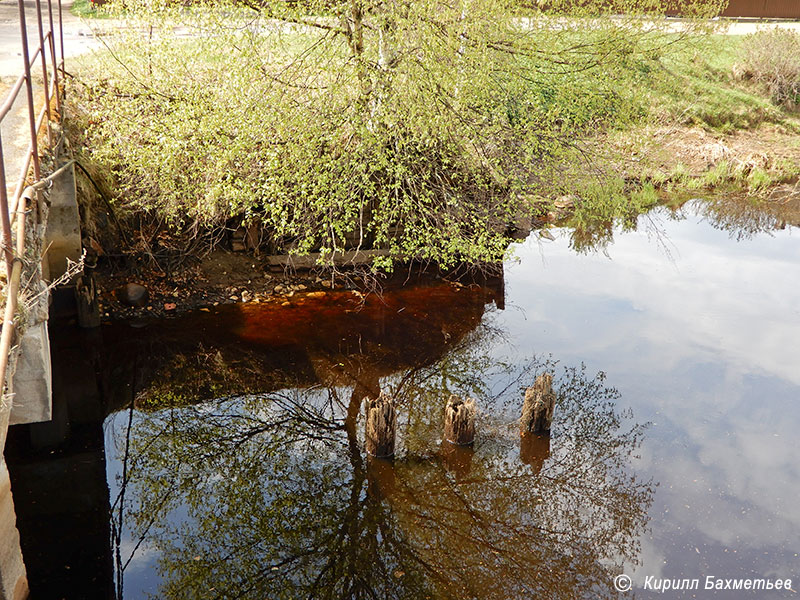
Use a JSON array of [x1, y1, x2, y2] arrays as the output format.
[[562, 192, 800, 253], [110, 337, 653, 600], [688, 195, 800, 241]]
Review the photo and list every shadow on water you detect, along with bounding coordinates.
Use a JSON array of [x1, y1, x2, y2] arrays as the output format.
[[6, 258, 659, 598], [99, 273, 505, 413], [5, 272, 506, 599]]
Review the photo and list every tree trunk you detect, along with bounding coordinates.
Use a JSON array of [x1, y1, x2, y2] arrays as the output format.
[[366, 455, 396, 500], [365, 392, 396, 458], [520, 373, 555, 435], [443, 395, 476, 446]]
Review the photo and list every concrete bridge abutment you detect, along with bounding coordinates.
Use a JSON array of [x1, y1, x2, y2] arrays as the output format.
[[1, 159, 83, 600]]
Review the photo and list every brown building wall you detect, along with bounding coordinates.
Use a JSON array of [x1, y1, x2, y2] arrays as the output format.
[[721, 0, 800, 18], [593, 1, 800, 19]]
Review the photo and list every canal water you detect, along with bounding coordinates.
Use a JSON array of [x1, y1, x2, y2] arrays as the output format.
[[6, 198, 800, 599]]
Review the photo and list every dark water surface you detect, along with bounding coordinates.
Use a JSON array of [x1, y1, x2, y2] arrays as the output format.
[[7, 199, 800, 599]]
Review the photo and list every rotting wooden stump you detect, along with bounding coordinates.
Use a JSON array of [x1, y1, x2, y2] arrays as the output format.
[[365, 392, 397, 458], [520, 373, 555, 435], [443, 395, 476, 446]]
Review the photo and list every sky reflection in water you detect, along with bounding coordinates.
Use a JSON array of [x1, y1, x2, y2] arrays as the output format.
[[500, 202, 800, 596], [106, 201, 800, 599]]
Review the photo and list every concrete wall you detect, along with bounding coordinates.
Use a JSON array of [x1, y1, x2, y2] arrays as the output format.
[[8, 321, 51, 427], [8, 161, 79, 427], [0, 463, 28, 600], [43, 163, 81, 282], [1, 161, 81, 600]]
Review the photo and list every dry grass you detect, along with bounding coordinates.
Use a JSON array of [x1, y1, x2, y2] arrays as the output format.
[[740, 29, 800, 109]]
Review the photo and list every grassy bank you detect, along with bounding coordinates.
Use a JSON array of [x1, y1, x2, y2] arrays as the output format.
[[552, 31, 800, 248]]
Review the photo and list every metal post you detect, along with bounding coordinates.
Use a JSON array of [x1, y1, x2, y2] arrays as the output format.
[[58, 0, 64, 77], [0, 138, 13, 277], [17, 0, 42, 181], [47, 0, 61, 113], [34, 0, 53, 144]]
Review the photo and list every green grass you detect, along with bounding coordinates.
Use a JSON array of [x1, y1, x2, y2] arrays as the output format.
[[647, 35, 784, 132], [70, 0, 114, 19], [747, 167, 772, 192]]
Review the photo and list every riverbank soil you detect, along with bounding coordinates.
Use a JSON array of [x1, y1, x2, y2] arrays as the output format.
[[89, 251, 345, 321], [608, 122, 800, 184], [87, 251, 497, 322]]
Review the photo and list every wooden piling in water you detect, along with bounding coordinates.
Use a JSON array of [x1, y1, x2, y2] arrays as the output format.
[[365, 392, 396, 458], [75, 274, 100, 328], [520, 373, 555, 435], [443, 395, 476, 446]]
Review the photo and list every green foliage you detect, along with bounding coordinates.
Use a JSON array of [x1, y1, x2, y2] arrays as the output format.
[[704, 159, 734, 187], [561, 176, 653, 252], [630, 181, 659, 208], [71, 0, 118, 18], [71, 0, 99, 17], [773, 157, 800, 183], [535, 0, 722, 18], [669, 162, 691, 184], [76, 0, 721, 269]]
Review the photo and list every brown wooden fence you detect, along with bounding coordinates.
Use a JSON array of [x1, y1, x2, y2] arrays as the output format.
[[567, 1, 800, 19], [721, 0, 800, 18]]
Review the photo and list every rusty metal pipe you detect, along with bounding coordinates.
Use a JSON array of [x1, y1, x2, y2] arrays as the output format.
[[33, 0, 53, 145], [10, 93, 52, 219], [58, 0, 64, 78], [0, 163, 72, 397], [17, 0, 41, 182], [0, 75, 26, 122], [0, 138, 12, 278], [46, 0, 61, 112], [10, 152, 32, 220], [0, 188, 32, 400], [27, 43, 43, 66], [0, 0, 66, 398]]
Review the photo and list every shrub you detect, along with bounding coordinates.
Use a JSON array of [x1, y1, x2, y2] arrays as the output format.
[[741, 29, 800, 109]]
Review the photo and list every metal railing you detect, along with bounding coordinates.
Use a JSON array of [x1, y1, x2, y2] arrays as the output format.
[[0, 0, 65, 396]]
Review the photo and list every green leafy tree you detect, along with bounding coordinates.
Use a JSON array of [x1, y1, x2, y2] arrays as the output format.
[[79, 0, 722, 268]]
